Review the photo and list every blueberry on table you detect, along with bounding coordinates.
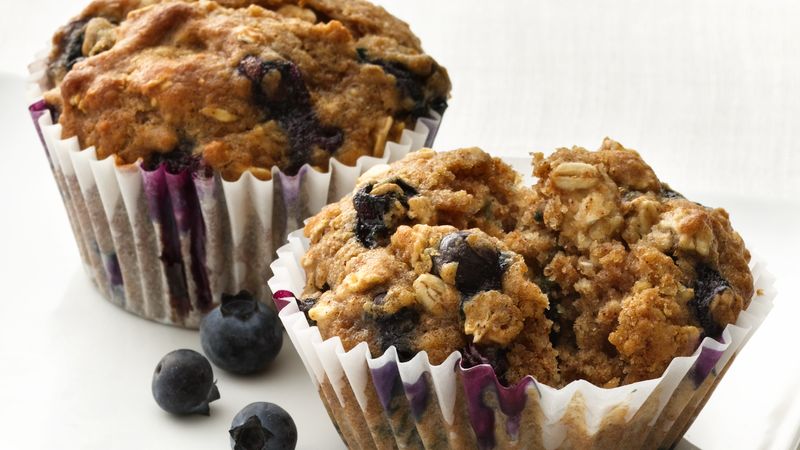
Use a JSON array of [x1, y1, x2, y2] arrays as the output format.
[[200, 291, 283, 375], [151, 349, 220, 415], [229, 402, 297, 450], [433, 232, 505, 297]]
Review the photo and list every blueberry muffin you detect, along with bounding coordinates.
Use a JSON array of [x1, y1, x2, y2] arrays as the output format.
[[31, 0, 448, 327], [299, 141, 754, 387], [43, 0, 450, 179]]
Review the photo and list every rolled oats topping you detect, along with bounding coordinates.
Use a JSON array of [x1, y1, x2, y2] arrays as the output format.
[[43, 0, 451, 180], [300, 141, 753, 387]]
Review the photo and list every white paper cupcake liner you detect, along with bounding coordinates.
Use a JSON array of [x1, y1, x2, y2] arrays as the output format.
[[27, 55, 442, 328], [269, 228, 774, 449]]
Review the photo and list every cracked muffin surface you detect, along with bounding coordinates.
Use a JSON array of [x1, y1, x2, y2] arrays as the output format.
[[43, 0, 450, 180], [299, 141, 754, 387]]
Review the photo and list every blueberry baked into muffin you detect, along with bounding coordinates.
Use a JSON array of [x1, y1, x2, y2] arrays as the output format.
[[43, 0, 451, 180], [299, 140, 754, 387]]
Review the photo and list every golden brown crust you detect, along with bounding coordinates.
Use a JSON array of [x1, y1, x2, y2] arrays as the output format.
[[300, 141, 754, 387], [44, 0, 450, 180], [536, 139, 753, 386]]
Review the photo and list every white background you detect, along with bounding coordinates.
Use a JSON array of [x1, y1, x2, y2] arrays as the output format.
[[1, 1, 799, 449]]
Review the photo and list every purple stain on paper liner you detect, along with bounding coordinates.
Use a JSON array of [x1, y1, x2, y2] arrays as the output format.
[[276, 167, 306, 231], [141, 163, 213, 318], [30, 97, 214, 319], [29, 100, 54, 164], [273, 167, 316, 256], [371, 360, 403, 413], [104, 253, 123, 286], [403, 375, 429, 420], [459, 360, 537, 450], [141, 165, 191, 318], [28, 100, 49, 135], [689, 339, 726, 388], [165, 169, 212, 313], [28, 101, 75, 206], [272, 290, 297, 312]]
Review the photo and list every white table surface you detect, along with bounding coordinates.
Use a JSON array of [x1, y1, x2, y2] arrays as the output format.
[[1, 1, 799, 449]]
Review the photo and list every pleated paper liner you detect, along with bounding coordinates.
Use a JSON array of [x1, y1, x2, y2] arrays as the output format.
[[269, 228, 774, 450], [27, 53, 442, 328]]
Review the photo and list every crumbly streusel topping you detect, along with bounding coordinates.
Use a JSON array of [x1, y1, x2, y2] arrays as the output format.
[[300, 140, 754, 387]]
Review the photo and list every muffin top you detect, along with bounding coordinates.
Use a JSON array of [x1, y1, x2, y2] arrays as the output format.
[[43, 0, 450, 180], [299, 140, 754, 388]]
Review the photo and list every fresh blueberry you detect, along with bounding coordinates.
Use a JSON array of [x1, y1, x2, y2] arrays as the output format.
[[151, 349, 220, 415], [373, 307, 419, 362], [237, 55, 343, 175], [200, 291, 283, 375], [229, 402, 297, 450], [690, 264, 731, 337], [353, 179, 417, 248], [432, 232, 506, 297]]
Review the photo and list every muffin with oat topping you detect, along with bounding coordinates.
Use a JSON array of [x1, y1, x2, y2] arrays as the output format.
[[43, 0, 450, 179], [29, 0, 448, 327], [299, 141, 754, 387], [278, 140, 764, 449]]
